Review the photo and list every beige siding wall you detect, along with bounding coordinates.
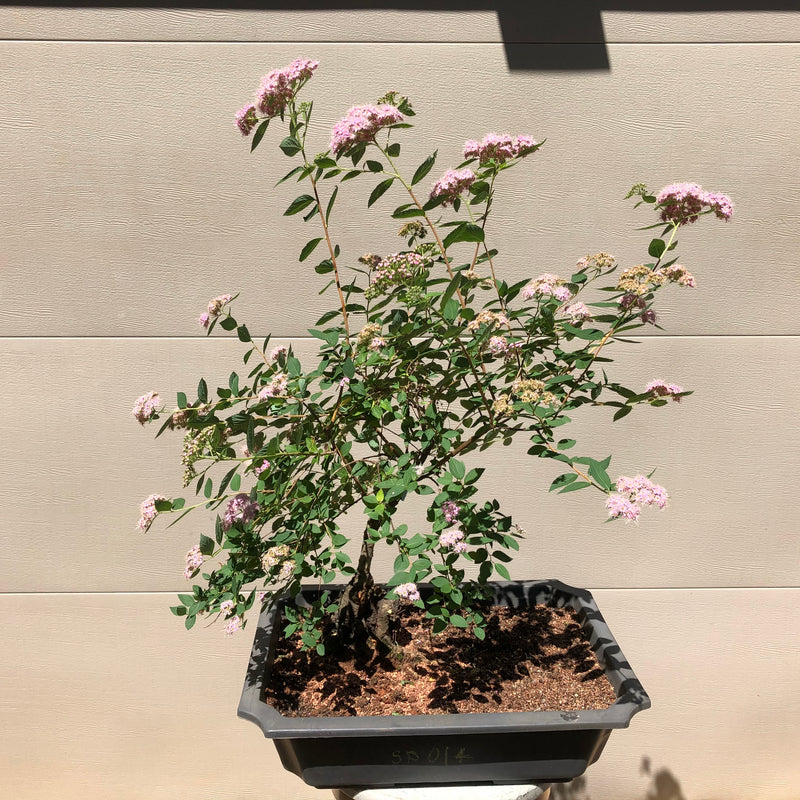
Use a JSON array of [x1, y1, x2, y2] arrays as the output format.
[[1, 9, 798, 800]]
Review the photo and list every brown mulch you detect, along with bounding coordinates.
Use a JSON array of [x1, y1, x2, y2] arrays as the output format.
[[264, 603, 617, 717]]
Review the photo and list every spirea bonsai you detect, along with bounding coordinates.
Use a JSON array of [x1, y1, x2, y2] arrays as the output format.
[[133, 59, 732, 657]]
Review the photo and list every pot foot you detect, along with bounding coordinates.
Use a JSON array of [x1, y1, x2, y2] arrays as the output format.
[[332, 785, 551, 800]]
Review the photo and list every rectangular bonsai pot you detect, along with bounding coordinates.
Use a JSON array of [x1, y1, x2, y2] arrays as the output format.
[[237, 579, 650, 789]]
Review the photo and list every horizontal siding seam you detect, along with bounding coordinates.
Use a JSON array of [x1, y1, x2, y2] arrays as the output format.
[[1, 40, 799, 45], [3, 587, 800, 597]]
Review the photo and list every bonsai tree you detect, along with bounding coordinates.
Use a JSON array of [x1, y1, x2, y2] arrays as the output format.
[[133, 59, 732, 655]]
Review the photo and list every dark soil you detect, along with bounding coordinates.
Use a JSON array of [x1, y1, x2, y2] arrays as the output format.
[[264, 603, 617, 717]]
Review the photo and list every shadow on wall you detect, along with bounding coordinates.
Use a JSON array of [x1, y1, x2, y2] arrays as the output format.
[[3, 1, 799, 70], [553, 758, 687, 800]]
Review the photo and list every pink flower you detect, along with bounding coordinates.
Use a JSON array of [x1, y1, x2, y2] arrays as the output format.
[[330, 104, 404, 157], [132, 391, 161, 425], [201, 294, 233, 327], [339, 376, 351, 389], [255, 460, 271, 477], [370, 252, 425, 293], [563, 302, 592, 322], [522, 273, 570, 301], [429, 168, 476, 206], [605, 494, 641, 522], [656, 183, 733, 226], [258, 373, 288, 400], [659, 264, 696, 288], [219, 599, 235, 617], [641, 309, 657, 325], [138, 493, 167, 532], [395, 583, 421, 603], [615, 475, 669, 511], [270, 346, 287, 361], [368, 336, 387, 351], [222, 494, 259, 531], [646, 380, 685, 402], [224, 615, 243, 635], [251, 59, 319, 122], [442, 501, 461, 523], [463, 133, 538, 165], [184, 544, 204, 579], [488, 335, 509, 356], [235, 104, 258, 136], [439, 527, 465, 549]]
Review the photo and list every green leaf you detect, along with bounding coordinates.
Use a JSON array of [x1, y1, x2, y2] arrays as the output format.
[[449, 613, 468, 628], [325, 186, 339, 224], [367, 177, 395, 207], [199, 534, 215, 556], [648, 238, 666, 259], [561, 322, 605, 341], [250, 119, 269, 152], [473, 625, 486, 641], [177, 391, 187, 409], [230, 473, 241, 492], [365, 159, 383, 172], [276, 164, 306, 186], [185, 615, 196, 630], [442, 222, 485, 249], [314, 155, 337, 169], [197, 378, 208, 403], [342, 358, 355, 378], [494, 563, 511, 580], [299, 237, 324, 262], [284, 194, 316, 216], [559, 480, 591, 494], [237, 325, 251, 343], [448, 458, 465, 480], [219, 317, 237, 331], [286, 356, 301, 377], [613, 405, 633, 421], [386, 142, 401, 157], [411, 151, 437, 186], [171, 498, 186, 510], [315, 259, 334, 275], [279, 136, 302, 157], [438, 273, 462, 313], [550, 473, 579, 492]]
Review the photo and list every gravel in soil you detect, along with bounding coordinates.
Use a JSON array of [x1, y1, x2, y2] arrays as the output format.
[[264, 603, 617, 717]]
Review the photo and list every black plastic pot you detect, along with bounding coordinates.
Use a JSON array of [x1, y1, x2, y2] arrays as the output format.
[[238, 579, 650, 789]]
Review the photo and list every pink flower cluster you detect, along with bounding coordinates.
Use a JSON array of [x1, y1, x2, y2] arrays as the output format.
[[429, 168, 476, 206], [562, 302, 593, 322], [395, 582, 421, 603], [442, 501, 461, 523], [222, 493, 259, 531], [606, 475, 668, 522], [138, 493, 167, 532], [330, 104, 404, 157], [660, 264, 696, 287], [463, 133, 538, 165], [370, 252, 425, 293], [522, 274, 573, 303], [255, 460, 271, 478], [224, 615, 243, 635], [132, 391, 161, 425], [219, 599, 235, 617], [184, 544, 204, 579], [439, 527, 467, 554], [646, 380, 685, 402], [199, 294, 233, 329], [270, 345, 287, 361], [656, 183, 733, 226], [235, 58, 319, 135], [258, 373, 288, 400]]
